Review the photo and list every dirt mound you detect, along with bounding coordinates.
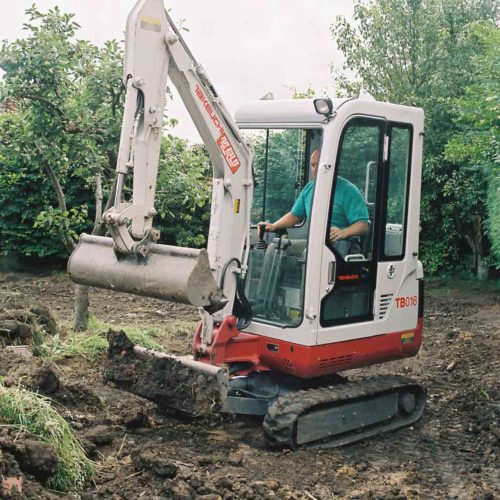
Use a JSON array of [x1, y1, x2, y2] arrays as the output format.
[[0, 427, 60, 499], [0, 302, 57, 346], [0, 429, 58, 481], [163, 469, 321, 500], [0, 295, 57, 365], [104, 330, 226, 415], [0, 273, 498, 498], [82, 442, 321, 500], [0, 350, 60, 395]]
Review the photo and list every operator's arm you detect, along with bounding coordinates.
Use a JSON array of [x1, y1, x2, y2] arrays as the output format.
[[329, 179, 369, 242], [261, 181, 309, 232], [263, 212, 300, 233], [330, 221, 369, 242]]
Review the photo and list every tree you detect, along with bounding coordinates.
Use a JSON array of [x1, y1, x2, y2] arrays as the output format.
[[0, 6, 125, 328], [0, 6, 215, 328], [444, 22, 500, 275], [331, 0, 498, 276], [155, 137, 212, 248]]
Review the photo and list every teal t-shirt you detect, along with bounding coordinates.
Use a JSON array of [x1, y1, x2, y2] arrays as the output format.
[[291, 177, 368, 229]]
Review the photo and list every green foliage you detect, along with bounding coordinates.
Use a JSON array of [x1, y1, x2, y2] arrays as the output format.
[[444, 22, 500, 266], [0, 384, 94, 491], [288, 85, 317, 99], [252, 128, 308, 223], [387, 127, 412, 223], [0, 112, 65, 256], [0, 6, 213, 257], [331, 0, 498, 275], [34, 206, 89, 243], [0, 5, 124, 257], [37, 314, 197, 360], [155, 138, 212, 248]]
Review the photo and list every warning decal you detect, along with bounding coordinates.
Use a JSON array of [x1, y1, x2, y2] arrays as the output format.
[[195, 84, 241, 174], [140, 16, 161, 32], [233, 198, 241, 214]]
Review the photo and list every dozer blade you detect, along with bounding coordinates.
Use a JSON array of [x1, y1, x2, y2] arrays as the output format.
[[104, 330, 228, 416], [68, 234, 227, 312]]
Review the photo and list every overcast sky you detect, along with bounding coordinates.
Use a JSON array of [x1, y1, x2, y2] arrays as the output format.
[[0, 0, 354, 142]]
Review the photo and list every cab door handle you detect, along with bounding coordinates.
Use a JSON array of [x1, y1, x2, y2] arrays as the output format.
[[328, 261, 336, 284]]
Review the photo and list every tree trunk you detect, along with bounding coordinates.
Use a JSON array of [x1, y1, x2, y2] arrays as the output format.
[[477, 255, 489, 281], [94, 177, 117, 237], [92, 171, 103, 234], [37, 151, 91, 330], [72, 172, 116, 331], [471, 215, 488, 280], [40, 158, 75, 254], [73, 172, 107, 331], [452, 210, 489, 280], [73, 285, 90, 332]]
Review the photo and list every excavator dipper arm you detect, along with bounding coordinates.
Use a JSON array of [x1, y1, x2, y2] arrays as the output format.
[[68, 0, 253, 320]]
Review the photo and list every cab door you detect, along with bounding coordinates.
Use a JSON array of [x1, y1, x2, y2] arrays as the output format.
[[319, 116, 386, 328]]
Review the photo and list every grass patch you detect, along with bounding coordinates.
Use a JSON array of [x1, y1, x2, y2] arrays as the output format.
[[37, 315, 197, 360], [0, 384, 94, 491]]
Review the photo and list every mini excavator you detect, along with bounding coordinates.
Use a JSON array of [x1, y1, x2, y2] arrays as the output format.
[[68, 0, 426, 448]]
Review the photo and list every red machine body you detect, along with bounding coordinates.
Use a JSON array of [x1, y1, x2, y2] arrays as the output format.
[[194, 316, 423, 379]]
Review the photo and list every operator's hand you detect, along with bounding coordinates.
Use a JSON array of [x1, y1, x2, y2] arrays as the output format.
[[329, 226, 347, 242], [258, 222, 275, 235]]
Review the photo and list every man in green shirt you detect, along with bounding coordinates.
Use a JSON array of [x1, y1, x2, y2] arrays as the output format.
[[261, 149, 369, 252]]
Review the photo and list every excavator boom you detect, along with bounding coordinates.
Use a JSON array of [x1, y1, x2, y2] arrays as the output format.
[[68, 0, 253, 317]]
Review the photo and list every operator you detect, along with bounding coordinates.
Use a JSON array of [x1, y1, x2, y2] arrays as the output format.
[[260, 149, 369, 255]]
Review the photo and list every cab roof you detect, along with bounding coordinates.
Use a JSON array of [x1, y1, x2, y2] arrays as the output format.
[[234, 97, 351, 127]]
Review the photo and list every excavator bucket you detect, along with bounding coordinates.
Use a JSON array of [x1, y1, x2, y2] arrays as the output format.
[[68, 234, 227, 312]]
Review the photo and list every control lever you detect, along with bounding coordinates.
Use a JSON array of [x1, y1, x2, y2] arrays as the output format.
[[256, 223, 269, 251]]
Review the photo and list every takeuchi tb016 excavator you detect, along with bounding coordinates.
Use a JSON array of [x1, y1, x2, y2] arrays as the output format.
[[68, 0, 426, 448]]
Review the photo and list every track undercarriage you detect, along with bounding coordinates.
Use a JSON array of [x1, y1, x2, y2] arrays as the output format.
[[106, 331, 425, 449], [262, 375, 425, 448]]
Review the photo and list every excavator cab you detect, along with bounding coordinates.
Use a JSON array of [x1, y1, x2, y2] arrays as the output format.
[[235, 98, 423, 351]]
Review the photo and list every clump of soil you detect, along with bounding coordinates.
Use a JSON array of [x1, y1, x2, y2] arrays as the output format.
[[0, 352, 60, 395], [0, 427, 61, 499], [0, 320, 33, 347], [0, 301, 57, 347], [0, 428, 58, 481], [104, 330, 226, 415], [0, 294, 57, 359], [163, 469, 321, 500], [131, 447, 179, 478]]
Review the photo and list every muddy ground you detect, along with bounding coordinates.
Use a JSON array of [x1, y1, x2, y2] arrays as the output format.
[[0, 271, 498, 499]]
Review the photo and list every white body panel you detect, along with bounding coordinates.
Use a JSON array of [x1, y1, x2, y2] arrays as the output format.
[[235, 98, 349, 126]]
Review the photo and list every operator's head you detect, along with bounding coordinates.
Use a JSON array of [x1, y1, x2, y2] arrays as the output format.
[[310, 149, 320, 179]]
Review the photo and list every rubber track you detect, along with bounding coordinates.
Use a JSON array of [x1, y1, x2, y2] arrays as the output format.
[[263, 375, 423, 449]]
